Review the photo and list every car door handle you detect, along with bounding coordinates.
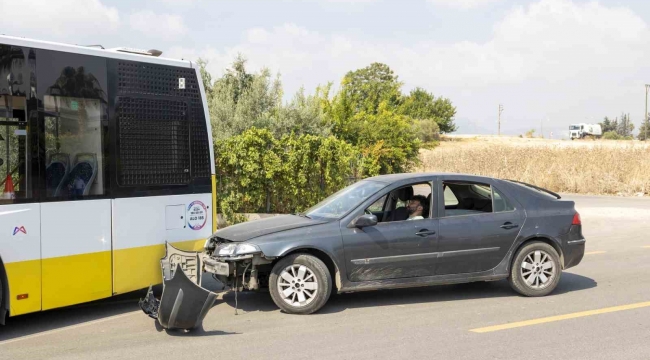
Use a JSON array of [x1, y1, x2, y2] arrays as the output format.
[[500, 222, 519, 229], [416, 230, 436, 237]]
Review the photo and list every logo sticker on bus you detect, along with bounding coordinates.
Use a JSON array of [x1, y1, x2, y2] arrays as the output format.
[[187, 201, 207, 230], [13, 226, 26, 235]]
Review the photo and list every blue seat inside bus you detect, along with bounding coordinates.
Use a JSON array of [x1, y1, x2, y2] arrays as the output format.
[[57, 153, 97, 197], [46, 153, 70, 197]]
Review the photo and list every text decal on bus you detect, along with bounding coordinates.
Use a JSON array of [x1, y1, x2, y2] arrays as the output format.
[[187, 201, 207, 230]]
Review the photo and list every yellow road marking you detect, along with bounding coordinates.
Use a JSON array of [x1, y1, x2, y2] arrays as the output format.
[[470, 301, 650, 333], [585, 251, 606, 255]]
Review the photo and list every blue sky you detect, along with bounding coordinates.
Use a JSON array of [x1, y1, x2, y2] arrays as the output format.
[[3, 0, 650, 138]]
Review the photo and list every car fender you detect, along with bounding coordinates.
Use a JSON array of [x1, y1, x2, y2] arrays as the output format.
[[505, 232, 565, 273]]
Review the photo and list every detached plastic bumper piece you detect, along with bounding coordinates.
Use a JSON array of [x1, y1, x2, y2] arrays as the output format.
[[139, 242, 217, 331]]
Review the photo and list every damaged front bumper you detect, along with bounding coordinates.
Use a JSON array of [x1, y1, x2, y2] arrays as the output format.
[[139, 242, 218, 331]]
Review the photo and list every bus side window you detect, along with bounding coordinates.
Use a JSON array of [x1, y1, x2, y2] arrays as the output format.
[[44, 96, 105, 199], [0, 45, 36, 204]]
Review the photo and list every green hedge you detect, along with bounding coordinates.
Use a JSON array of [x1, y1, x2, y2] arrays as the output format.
[[215, 128, 359, 225]]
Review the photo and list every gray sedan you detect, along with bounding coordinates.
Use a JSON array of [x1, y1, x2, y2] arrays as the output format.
[[141, 173, 586, 330]]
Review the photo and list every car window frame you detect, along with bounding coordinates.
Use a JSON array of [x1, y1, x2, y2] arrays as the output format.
[[343, 177, 437, 228], [437, 178, 499, 219], [491, 183, 517, 214], [377, 181, 434, 225]]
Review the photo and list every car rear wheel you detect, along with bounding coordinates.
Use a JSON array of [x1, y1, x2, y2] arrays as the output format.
[[508, 241, 561, 297], [269, 253, 332, 314]]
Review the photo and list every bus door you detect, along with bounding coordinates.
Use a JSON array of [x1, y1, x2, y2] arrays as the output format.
[[37, 51, 112, 310], [0, 93, 42, 316]]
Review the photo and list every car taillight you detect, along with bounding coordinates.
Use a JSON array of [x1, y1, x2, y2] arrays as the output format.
[[572, 212, 581, 225]]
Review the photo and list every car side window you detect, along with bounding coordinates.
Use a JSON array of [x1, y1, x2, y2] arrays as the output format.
[[382, 182, 433, 222], [493, 187, 515, 212], [367, 194, 387, 213], [443, 181, 493, 217], [444, 185, 458, 206]]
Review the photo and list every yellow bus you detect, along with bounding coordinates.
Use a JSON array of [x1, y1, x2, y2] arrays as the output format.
[[0, 34, 216, 324]]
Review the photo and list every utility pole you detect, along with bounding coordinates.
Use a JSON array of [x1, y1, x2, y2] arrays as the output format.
[[643, 84, 650, 141], [498, 104, 503, 136]]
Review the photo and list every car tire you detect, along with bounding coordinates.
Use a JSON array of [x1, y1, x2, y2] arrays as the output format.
[[269, 253, 332, 314], [508, 241, 562, 297]]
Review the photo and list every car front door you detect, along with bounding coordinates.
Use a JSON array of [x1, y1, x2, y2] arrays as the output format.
[[341, 180, 439, 282], [435, 177, 524, 276]]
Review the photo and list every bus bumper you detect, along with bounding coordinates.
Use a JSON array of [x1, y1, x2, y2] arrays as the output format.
[[139, 243, 217, 331]]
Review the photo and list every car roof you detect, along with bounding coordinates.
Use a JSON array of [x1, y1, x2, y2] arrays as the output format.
[[364, 172, 499, 184]]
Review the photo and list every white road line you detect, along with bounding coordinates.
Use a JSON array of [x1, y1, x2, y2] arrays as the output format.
[[0, 310, 140, 346]]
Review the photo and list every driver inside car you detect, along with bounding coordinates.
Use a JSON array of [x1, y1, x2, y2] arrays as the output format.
[[406, 195, 427, 220]]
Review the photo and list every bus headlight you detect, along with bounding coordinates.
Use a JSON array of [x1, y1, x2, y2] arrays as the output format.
[[216, 243, 261, 256]]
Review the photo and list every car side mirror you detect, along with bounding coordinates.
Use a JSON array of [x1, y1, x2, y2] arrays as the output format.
[[353, 214, 377, 228]]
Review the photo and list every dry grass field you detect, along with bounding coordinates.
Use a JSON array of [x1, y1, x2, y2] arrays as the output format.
[[416, 135, 650, 196]]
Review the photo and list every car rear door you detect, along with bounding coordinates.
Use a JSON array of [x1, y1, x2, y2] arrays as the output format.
[[341, 180, 439, 282], [435, 177, 524, 276]]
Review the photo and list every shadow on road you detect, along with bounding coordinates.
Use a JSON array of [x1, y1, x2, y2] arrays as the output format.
[[220, 272, 597, 315], [153, 320, 239, 336], [0, 273, 596, 341], [0, 277, 233, 343], [0, 289, 149, 342]]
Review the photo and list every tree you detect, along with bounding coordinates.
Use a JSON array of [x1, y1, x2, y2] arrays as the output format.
[[328, 63, 403, 144], [197, 58, 213, 100], [354, 102, 421, 176], [617, 113, 634, 138], [398, 88, 457, 133], [208, 55, 331, 141], [272, 86, 331, 138], [208, 55, 282, 140], [637, 115, 649, 141], [340, 62, 403, 114], [603, 131, 623, 140], [600, 117, 617, 133], [413, 118, 440, 145]]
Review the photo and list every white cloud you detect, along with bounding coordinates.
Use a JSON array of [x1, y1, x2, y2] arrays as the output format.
[[168, 0, 650, 137], [0, 0, 119, 37], [429, 0, 504, 10], [129, 11, 188, 40]]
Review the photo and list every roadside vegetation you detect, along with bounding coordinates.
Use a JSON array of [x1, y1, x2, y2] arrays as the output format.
[[418, 138, 650, 196], [200, 56, 456, 223]]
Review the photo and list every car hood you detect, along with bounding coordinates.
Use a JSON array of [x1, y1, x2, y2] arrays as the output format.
[[213, 214, 327, 242]]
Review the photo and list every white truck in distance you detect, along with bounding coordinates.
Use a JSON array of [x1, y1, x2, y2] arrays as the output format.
[[569, 123, 602, 140]]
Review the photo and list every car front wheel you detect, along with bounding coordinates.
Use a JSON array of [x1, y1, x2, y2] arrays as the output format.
[[508, 241, 562, 297], [269, 253, 332, 314]]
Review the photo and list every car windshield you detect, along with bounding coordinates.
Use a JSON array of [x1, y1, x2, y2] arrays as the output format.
[[569, 125, 580, 130], [304, 180, 386, 220]]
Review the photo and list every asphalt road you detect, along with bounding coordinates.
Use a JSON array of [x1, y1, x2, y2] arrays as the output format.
[[2, 194, 650, 360]]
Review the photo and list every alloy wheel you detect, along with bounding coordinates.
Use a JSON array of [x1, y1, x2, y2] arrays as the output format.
[[520, 250, 556, 290], [277, 264, 319, 307]]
